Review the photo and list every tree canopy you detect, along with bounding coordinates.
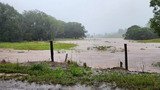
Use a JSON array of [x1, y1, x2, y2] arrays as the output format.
[[124, 25, 158, 40], [0, 3, 23, 42], [123, 0, 160, 40], [0, 2, 87, 42], [150, 0, 160, 36]]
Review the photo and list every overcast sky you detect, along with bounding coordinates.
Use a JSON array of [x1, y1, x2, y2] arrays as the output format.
[[0, 0, 153, 34]]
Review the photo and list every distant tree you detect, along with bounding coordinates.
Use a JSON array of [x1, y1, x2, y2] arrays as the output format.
[[22, 11, 87, 40], [105, 29, 127, 38], [124, 25, 141, 39], [150, 0, 160, 36], [118, 29, 124, 34], [124, 25, 158, 40], [64, 22, 86, 39]]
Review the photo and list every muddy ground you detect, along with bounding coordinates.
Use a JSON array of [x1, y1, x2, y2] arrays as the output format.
[[0, 38, 160, 73]]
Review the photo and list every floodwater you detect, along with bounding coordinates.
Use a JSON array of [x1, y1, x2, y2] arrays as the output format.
[[1, 38, 160, 73], [0, 80, 124, 90]]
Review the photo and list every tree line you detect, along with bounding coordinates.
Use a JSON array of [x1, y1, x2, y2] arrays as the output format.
[[124, 0, 160, 40], [0, 2, 87, 42]]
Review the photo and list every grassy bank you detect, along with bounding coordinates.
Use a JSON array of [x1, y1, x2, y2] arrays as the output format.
[[0, 42, 77, 50], [138, 38, 160, 43], [0, 62, 160, 89]]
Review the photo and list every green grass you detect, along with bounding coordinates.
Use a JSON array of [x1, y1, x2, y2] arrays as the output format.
[[0, 41, 77, 50], [0, 62, 160, 89], [93, 71, 160, 89], [0, 62, 92, 85], [138, 38, 160, 43]]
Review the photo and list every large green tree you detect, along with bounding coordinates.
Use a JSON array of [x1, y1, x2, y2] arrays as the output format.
[[22, 10, 57, 41], [0, 2, 23, 42], [124, 25, 158, 40], [150, 0, 160, 36]]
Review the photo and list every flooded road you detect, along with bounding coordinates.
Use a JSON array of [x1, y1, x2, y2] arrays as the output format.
[[1, 38, 160, 73]]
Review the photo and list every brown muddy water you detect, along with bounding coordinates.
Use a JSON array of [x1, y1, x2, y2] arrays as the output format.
[[0, 80, 124, 90], [1, 38, 160, 73]]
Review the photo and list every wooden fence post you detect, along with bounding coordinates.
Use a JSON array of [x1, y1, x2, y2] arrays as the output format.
[[124, 44, 128, 70], [65, 53, 68, 62], [50, 41, 54, 62], [120, 61, 123, 68]]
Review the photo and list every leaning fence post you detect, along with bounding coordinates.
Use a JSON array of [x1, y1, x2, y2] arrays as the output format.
[[50, 41, 54, 62], [124, 44, 128, 70], [120, 61, 123, 68], [65, 53, 68, 62]]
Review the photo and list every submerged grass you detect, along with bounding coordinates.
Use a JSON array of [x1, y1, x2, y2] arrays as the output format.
[[138, 38, 160, 43], [0, 41, 77, 50], [0, 62, 160, 89], [152, 62, 160, 68]]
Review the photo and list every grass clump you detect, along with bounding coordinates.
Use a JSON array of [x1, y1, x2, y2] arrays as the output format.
[[69, 64, 85, 77], [0, 63, 29, 74], [93, 46, 107, 51], [53, 67, 65, 78], [0, 41, 77, 50], [29, 63, 50, 71], [152, 62, 160, 67], [93, 45, 113, 51]]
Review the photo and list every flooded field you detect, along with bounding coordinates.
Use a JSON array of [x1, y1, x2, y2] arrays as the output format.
[[1, 38, 160, 73]]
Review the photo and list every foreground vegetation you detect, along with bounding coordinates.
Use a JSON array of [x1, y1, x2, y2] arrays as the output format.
[[0, 42, 77, 50], [0, 61, 160, 89]]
